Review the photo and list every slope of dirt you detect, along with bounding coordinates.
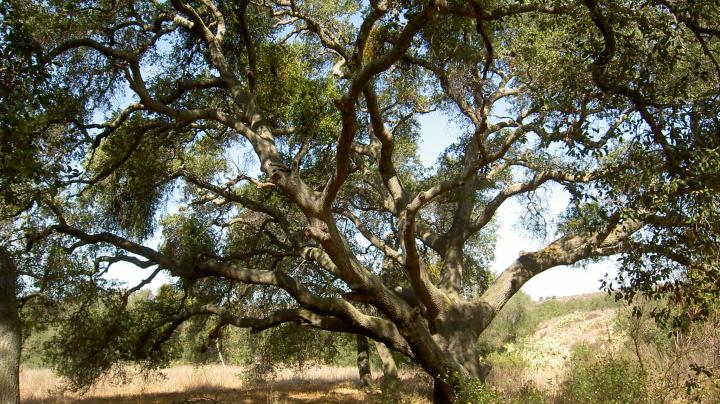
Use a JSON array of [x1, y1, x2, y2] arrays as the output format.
[[511, 308, 622, 389]]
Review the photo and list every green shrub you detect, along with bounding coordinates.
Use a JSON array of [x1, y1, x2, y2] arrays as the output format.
[[509, 381, 547, 404], [479, 292, 534, 351], [441, 372, 504, 404], [560, 345, 648, 403]]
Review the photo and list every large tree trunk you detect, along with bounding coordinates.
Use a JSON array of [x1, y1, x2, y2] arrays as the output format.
[[433, 378, 453, 404], [356, 335, 372, 388], [0, 247, 20, 404], [428, 313, 492, 404], [373, 341, 398, 381], [430, 347, 491, 404]]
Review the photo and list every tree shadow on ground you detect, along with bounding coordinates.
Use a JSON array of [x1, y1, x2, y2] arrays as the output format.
[[22, 380, 370, 404]]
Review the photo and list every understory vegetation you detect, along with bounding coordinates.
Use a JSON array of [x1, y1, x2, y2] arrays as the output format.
[[477, 293, 720, 403], [22, 292, 720, 403]]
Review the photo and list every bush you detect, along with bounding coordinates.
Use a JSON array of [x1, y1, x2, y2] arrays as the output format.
[[560, 344, 648, 403], [614, 298, 720, 402], [442, 372, 504, 404], [479, 292, 534, 352], [508, 381, 547, 404]]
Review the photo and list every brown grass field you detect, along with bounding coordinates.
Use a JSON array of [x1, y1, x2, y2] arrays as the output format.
[[21, 365, 433, 403]]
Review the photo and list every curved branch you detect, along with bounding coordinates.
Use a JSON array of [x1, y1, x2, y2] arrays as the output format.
[[176, 304, 413, 356], [181, 171, 294, 238], [52, 223, 192, 277], [322, 5, 437, 209], [476, 213, 645, 321], [333, 207, 402, 263], [237, 0, 258, 92]]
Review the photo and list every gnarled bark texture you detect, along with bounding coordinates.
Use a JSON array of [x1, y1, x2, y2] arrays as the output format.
[[0, 247, 20, 404], [356, 335, 372, 388], [373, 341, 398, 382]]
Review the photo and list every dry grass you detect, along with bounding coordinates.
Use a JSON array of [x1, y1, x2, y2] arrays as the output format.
[[21, 365, 431, 403], [22, 365, 245, 403]]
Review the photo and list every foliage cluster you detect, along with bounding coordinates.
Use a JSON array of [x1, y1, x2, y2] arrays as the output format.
[[21, 287, 364, 385], [559, 344, 648, 404], [614, 297, 720, 402], [441, 371, 505, 404], [482, 293, 720, 403]]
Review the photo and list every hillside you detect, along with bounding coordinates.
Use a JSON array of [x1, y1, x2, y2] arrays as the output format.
[[509, 308, 619, 389], [483, 292, 719, 403]]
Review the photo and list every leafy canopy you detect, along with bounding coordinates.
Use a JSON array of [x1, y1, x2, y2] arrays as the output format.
[[1, 0, 718, 396]]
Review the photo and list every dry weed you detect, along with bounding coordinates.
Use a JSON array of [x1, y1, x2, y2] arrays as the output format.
[[20, 365, 430, 403]]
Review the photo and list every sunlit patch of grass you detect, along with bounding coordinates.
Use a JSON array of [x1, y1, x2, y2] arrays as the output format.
[[21, 365, 245, 402], [20, 365, 432, 403]]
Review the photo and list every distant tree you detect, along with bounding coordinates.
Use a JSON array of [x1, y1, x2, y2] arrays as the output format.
[[1, 1, 84, 398], [0, 247, 20, 404], [356, 335, 373, 388], [1, 0, 719, 402]]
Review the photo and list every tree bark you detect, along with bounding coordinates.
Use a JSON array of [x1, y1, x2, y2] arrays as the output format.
[[431, 341, 492, 403], [0, 247, 20, 404], [214, 339, 226, 368], [373, 341, 398, 381], [433, 378, 453, 404], [356, 335, 372, 388], [427, 309, 493, 403]]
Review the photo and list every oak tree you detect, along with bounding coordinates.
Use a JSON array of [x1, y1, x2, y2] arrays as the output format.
[[2, 0, 719, 401]]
